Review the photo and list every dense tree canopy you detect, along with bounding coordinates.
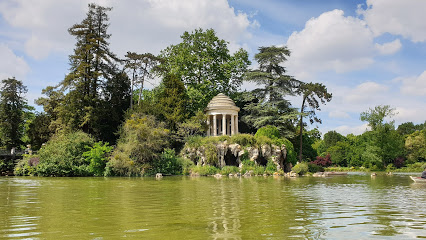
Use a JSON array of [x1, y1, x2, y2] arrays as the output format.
[[159, 28, 250, 113], [0, 78, 29, 149], [242, 46, 300, 137]]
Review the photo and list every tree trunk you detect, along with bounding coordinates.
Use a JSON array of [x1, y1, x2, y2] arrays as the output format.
[[299, 96, 306, 163]]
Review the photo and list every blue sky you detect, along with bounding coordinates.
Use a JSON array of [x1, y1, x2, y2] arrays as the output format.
[[0, 0, 425, 136]]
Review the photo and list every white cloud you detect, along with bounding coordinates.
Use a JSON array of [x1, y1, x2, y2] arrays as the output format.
[[344, 81, 389, 104], [334, 123, 370, 136], [397, 71, 426, 96], [375, 39, 401, 55], [328, 110, 350, 119], [285, 9, 404, 79], [0, 43, 30, 80], [0, 0, 256, 59], [285, 10, 368, 78], [360, 0, 426, 42]]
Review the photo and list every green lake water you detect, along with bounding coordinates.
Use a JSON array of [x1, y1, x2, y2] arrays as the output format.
[[1, 173, 425, 239]]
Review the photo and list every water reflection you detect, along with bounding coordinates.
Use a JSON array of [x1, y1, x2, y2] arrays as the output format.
[[0, 174, 425, 239]]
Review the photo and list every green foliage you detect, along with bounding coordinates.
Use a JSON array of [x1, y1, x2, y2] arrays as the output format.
[[360, 105, 396, 131], [255, 125, 281, 139], [297, 82, 332, 162], [148, 149, 183, 175], [242, 46, 300, 138], [220, 166, 240, 175], [30, 131, 95, 176], [204, 144, 219, 167], [175, 111, 207, 142], [156, 75, 188, 131], [291, 162, 309, 175], [394, 162, 426, 172], [83, 142, 113, 176], [265, 160, 278, 174], [0, 77, 29, 149], [230, 134, 256, 147], [107, 113, 169, 176], [26, 113, 53, 150], [159, 28, 250, 112], [190, 165, 219, 176], [307, 163, 324, 173], [405, 129, 426, 163], [327, 141, 350, 167]]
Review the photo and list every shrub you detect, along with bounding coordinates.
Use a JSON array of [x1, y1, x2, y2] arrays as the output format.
[[265, 160, 277, 175], [311, 154, 332, 167], [394, 156, 405, 168], [108, 114, 169, 176], [83, 142, 113, 176], [230, 134, 255, 146], [307, 163, 324, 173], [190, 165, 219, 175], [149, 149, 183, 175], [291, 162, 309, 175], [32, 131, 94, 176], [220, 166, 240, 175], [255, 125, 281, 139]]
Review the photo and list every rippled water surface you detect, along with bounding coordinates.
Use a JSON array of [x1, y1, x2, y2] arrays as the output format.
[[1, 173, 425, 239]]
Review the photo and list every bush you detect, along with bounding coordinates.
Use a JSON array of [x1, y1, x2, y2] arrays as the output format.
[[220, 166, 240, 175], [255, 125, 281, 139], [83, 142, 113, 176], [107, 114, 169, 176], [148, 149, 183, 175], [311, 154, 332, 167], [31, 131, 94, 176], [265, 160, 277, 174], [230, 134, 255, 146], [307, 163, 324, 173], [190, 165, 219, 175], [291, 162, 309, 175]]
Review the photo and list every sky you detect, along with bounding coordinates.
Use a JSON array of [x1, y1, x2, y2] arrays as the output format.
[[0, 0, 425, 136]]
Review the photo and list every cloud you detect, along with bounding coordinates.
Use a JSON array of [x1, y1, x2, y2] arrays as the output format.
[[0, 43, 30, 80], [334, 123, 370, 136], [360, 0, 426, 42], [344, 81, 389, 104], [0, 0, 256, 59], [286, 9, 386, 78], [375, 39, 401, 55], [396, 71, 426, 96], [328, 110, 350, 119]]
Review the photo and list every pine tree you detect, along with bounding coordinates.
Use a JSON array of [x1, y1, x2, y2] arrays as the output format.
[[0, 77, 28, 149], [59, 3, 117, 135]]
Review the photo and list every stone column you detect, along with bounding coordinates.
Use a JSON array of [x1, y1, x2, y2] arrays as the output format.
[[222, 114, 226, 135], [235, 115, 239, 134], [207, 116, 211, 136], [231, 114, 235, 135], [227, 116, 231, 136], [213, 114, 217, 136]]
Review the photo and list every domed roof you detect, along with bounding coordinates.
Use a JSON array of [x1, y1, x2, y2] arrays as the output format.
[[205, 93, 240, 112]]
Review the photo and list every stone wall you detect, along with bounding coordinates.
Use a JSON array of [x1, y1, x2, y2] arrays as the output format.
[[181, 141, 292, 172]]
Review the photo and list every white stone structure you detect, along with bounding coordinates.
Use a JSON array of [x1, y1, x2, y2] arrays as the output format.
[[205, 93, 239, 136]]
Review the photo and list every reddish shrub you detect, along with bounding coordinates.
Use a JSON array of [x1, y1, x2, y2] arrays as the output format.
[[28, 157, 40, 167], [311, 154, 332, 167], [393, 156, 405, 168]]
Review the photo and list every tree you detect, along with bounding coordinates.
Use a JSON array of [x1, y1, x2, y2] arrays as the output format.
[[26, 113, 53, 150], [0, 77, 29, 149], [243, 46, 301, 136], [123, 52, 162, 108], [159, 28, 250, 113], [156, 75, 188, 131], [360, 105, 404, 166], [108, 113, 170, 176], [296, 82, 332, 162], [360, 105, 396, 131], [56, 3, 117, 136], [405, 129, 426, 163]]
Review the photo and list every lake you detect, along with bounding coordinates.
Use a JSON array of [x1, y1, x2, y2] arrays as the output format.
[[1, 173, 425, 239]]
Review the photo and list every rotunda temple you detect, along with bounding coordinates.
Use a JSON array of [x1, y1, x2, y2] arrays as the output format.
[[205, 93, 239, 136]]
